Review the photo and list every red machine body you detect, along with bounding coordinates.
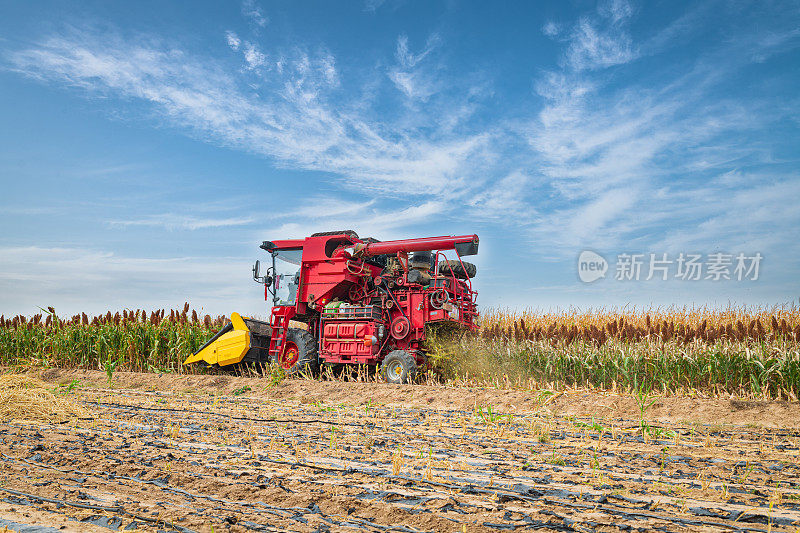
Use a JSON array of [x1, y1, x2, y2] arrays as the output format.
[[257, 231, 479, 374]]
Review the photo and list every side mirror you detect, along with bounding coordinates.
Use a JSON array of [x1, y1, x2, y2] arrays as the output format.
[[252, 260, 261, 282], [265, 275, 274, 287]]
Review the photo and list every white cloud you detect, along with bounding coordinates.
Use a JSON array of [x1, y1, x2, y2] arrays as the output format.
[[109, 214, 256, 231], [225, 31, 241, 51], [242, 42, 267, 69], [281, 197, 376, 219], [6, 29, 489, 197], [241, 0, 268, 28], [542, 0, 637, 72], [318, 54, 337, 85], [388, 70, 429, 100], [561, 187, 638, 246], [598, 0, 634, 24], [467, 171, 533, 218], [542, 21, 560, 37], [388, 33, 442, 101], [564, 17, 636, 71], [258, 199, 450, 243], [650, 175, 800, 258], [394, 34, 438, 69], [0, 246, 264, 317], [525, 0, 800, 261], [363, 0, 386, 13]]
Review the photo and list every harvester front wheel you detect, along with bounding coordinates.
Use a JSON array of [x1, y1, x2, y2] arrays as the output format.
[[278, 328, 319, 375], [381, 350, 417, 384]]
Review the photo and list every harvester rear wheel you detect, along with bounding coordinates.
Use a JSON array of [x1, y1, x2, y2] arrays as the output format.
[[278, 328, 319, 375], [438, 260, 477, 279], [381, 350, 417, 384]]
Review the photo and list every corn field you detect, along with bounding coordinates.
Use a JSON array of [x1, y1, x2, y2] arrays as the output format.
[[1, 304, 798, 398], [0, 304, 225, 373], [479, 306, 800, 345], [425, 305, 800, 399]]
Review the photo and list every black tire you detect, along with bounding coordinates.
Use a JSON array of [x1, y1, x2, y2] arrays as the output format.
[[311, 230, 359, 238], [381, 350, 418, 384], [438, 260, 477, 279], [277, 328, 319, 375]]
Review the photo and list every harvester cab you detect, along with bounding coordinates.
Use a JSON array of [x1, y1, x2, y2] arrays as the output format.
[[268, 248, 303, 307], [184, 231, 479, 383]]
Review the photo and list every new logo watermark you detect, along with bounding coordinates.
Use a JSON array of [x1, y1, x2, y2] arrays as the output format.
[[577, 251, 762, 283], [577, 250, 608, 283]]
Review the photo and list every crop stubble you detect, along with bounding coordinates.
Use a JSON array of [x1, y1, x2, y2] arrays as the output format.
[[0, 372, 798, 532]]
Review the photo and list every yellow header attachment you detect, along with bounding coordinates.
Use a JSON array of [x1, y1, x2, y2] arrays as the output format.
[[183, 312, 252, 367]]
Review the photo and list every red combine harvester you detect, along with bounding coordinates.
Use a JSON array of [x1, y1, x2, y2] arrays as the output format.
[[183, 231, 479, 383]]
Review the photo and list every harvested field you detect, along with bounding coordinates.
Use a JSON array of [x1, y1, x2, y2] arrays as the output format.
[[0, 369, 798, 532]]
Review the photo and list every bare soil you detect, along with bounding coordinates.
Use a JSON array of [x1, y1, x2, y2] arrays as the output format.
[[0, 368, 798, 532]]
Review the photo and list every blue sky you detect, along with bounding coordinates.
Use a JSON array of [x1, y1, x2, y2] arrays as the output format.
[[0, 0, 798, 317]]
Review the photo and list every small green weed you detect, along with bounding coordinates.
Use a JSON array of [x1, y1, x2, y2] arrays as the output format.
[[268, 364, 286, 387], [314, 402, 336, 412], [57, 379, 80, 394], [548, 451, 566, 466], [476, 405, 509, 424], [573, 417, 607, 434], [104, 358, 117, 385]]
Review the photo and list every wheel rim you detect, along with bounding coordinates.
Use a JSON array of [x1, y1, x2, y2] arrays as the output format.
[[389, 361, 403, 380], [280, 342, 299, 370]]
